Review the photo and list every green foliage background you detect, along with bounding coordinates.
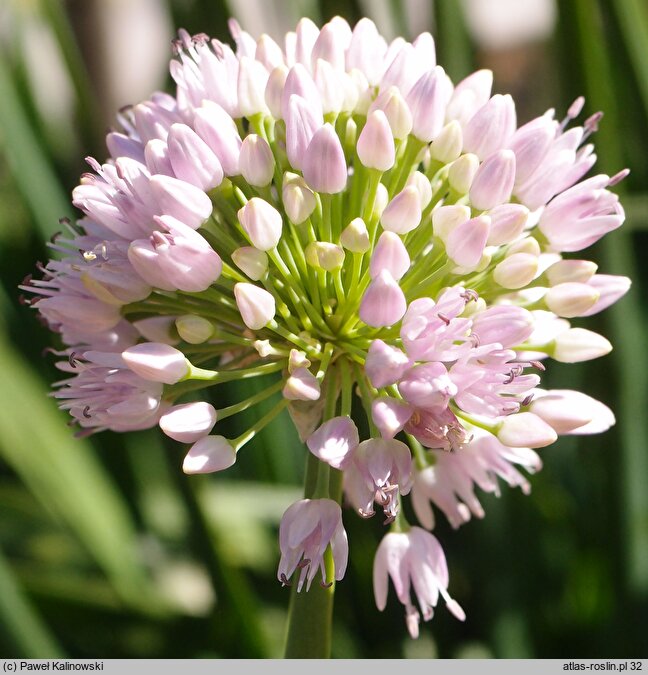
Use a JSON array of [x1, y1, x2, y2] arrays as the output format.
[[0, 0, 646, 659]]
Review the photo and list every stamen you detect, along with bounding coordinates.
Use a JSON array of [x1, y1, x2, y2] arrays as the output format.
[[82, 406, 92, 419], [608, 168, 630, 187], [296, 558, 311, 569], [582, 111, 603, 140], [279, 573, 292, 587], [437, 313, 450, 325], [69, 352, 80, 368], [529, 360, 546, 371], [521, 394, 534, 407], [320, 579, 333, 589], [461, 289, 479, 303]]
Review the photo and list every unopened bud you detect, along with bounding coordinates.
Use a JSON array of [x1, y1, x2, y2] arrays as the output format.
[[432, 205, 471, 242], [406, 171, 432, 208], [239, 134, 275, 187], [544, 282, 599, 318], [448, 153, 479, 193], [497, 412, 557, 448], [282, 175, 317, 224], [381, 186, 422, 234], [238, 198, 283, 251], [175, 315, 214, 344], [122, 343, 189, 384], [305, 242, 345, 270], [493, 253, 538, 289], [357, 110, 396, 171], [234, 283, 276, 330], [183, 436, 237, 474], [231, 246, 269, 281], [340, 218, 370, 253], [429, 120, 463, 163], [160, 402, 217, 443], [553, 328, 612, 363], [545, 259, 598, 285]]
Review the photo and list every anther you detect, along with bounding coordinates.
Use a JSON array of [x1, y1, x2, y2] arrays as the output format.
[[50, 231, 62, 243], [582, 111, 604, 140], [529, 360, 545, 371], [608, 169, 630, 187], [437, 313, 450, 325], [82, 406, 91, 419], [279, 573, 292, 587], [296, 558, 311, 569], [461, 289, 479, 303], [320, 580, 333, 589], [521, 394, 534, 407], [85, 156, 102, 173], [58, 217, 71, 226], [69, 352, 80, 368]]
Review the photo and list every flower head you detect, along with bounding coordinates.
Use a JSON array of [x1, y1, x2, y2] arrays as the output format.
[[24, 16, 629, 638]]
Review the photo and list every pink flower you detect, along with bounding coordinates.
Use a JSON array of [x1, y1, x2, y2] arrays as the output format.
[[278, 498, 348, 591], [373, 527, 465, 638]]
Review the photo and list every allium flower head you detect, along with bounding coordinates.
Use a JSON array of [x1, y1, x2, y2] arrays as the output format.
[[23, 16, 629, 638]]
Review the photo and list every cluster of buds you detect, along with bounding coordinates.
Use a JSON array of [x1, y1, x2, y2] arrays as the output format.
[[23, 17, 629, 638]]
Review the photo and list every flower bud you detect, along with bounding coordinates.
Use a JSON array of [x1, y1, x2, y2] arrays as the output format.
[[160, 402, 217, 443], [285, 94, 323, 171], [371, 397, 413, 439], [365, 339, 411, 388], [580, 274, 631, 316], [234, 283, 276, 330], [545, 259, 598, 285], [149, 175, 213, 230], [463, 94, 516, 160], [183, 436, 237, 474], [175, 315, 214, 344], [283, 367, 321, 401], [256, 34, 284, 70], [373, 183, 389, 219], [359, 270, 407, 328], [497, 412, 557, 448], [314, 59, 345, 114], [553, 328, 612, 363], [370, 232, 410, 280], [469, 149, 516, 211], [544, 282, 600, 318], [446, 69, 493, 126], [380, 186, 422, 235], [144, 138, 173, 177], [306, 416, 359, 469], [406, 171, 432, 208], [238, 56, 270, 117], [493, 252, 538, 289], [194, 102, 242, 176], [167, 123, 223, 190], [231, 246, 269, 281], [432, 205, 471, 242], [305, 242, 345, 270], [486, 204, 529, 246], [368, 86, 413, 139], [239, 134, 275, 187], [122, 343, 189, 384], [448, 153, 479, 193], [406, 66, 452, 142], [282, 175, 317, 224], [429, 120, 463, 163], [264, 65, 289, 119], [399, 362, 457, 409], [133, 316, 180, 345], [445, 215, 490, 268], [507, 236, 540, 257], [356, 110, 396, 171], [238, 198, 283, 251], [288, 348, 311, 373], [340, 218, 370, 253], [303, 124, 348, 193], [282, 64, 322, 121], [529, 390, 607, 435]]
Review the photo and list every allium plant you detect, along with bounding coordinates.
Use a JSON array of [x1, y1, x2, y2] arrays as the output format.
[[23, 16, 630, 657]]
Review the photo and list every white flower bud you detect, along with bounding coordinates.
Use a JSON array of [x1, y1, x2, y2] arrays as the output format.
[[340, 218, 370, 253], [231, 246, 269, 281], [553, 328, 612, 363], [175, 315, 214, 344], [429, 120, 463, 163], [305, 242, 345, 270], [448, 153, 479, 193]]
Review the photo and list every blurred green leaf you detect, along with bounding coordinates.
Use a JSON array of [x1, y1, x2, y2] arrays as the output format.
[[0, 547, 63, 657], [0, 333, 161, 611]]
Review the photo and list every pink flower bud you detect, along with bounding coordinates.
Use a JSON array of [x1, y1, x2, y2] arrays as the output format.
[[544, 282, 600, 318], [306, 416, 359, 469], [529, 390, 610, 435], [445, 215, 490, 268], [357, 110, 396, 171], [294, 17, 319, 68], [430, 121, 463, 163], [486, 204, 529, 246], [282, 64, 322, 121], [406, 171, 432, 208], [303, 124, 347, 193], [183, 436, 237, 474], [238, 198, 283, 251], [432, 205, 471, 242], [234, 283, 276, 330], [580, 274, 631, 316], [160, 401, 217, 443], [368, 86, 413, 140], [365, 340, 411, 388], [446, 69, 493, 127], [545, 259, 598, 285], [305, 242, 345, 270], [237, 56, 270, 117], [144, 138, 173, 177], [380, 186, 422, 234], [448, 154, 479, 194], [310, 21, 348, 72], [231, 246, 269, 280], [283, 367, 321, 401], [471, 306, 534, 348], [370, 232, 410, 281], [256, 34, 284, 70], [360, 270, 407, 327], [167, 124, 223, 191], [509, 117, 556, 186], [406, 66, 452, 142], [282, 175, 317, 224], [314, 59, 345, 114], [493, 252, 538, 289], [340, 218, 370, 253], [106, 132, 145, 163], [194, 102, 242, 176], [122, 343, 189, 384], [347, 18, 387, 86], [175, 315, 214, 344], [149, 175, 213, 230], [497, 412, 558, 448], [264, 65, 288, 119], [399, 362, 457, 409], [239, 135, 275, 187], [553, 328, 612, 363], [469, 150, 516, 211], [128, 216, 222, 293], [371, 397, 414, 439], [463, 94, 516, 159], [285, 94, 323, 171]]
